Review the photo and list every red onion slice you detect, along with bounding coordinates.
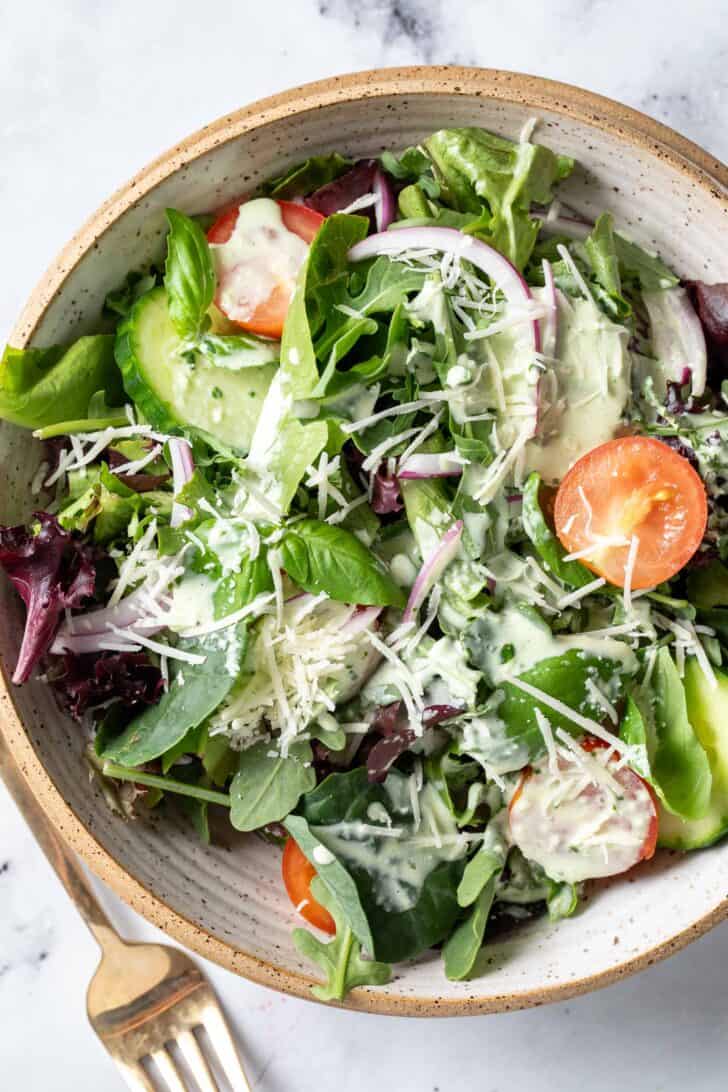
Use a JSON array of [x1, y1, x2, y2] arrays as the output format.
[[348, 227, 540, 352], [540, 259, 558, 361], [51, 588, 171, 653], [403, 520, 463, 623], [169, 438, 194, 528], [643, 287, 707, 398], [398, 452, 463, 479], [373, 168, 396, 232]]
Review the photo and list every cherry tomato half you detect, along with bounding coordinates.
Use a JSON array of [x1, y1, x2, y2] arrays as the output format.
[[281, 837, 335, 934], [554, 435, 707, 589], [207, 199, 324, 339], [508, 737, 657, 883]]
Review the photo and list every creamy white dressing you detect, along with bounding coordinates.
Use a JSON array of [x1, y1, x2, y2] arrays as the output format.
[[210, 198, 309, 324], [459, 700, 532, 776], [241, 370, 293, 514], [526, 291, 631, 482], [313, 782, 467, 913], [363, 635, 480, 711], [470, 603, 637, 686], [164, 572, 218, 634]]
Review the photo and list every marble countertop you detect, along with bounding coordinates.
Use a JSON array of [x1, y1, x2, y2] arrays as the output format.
[[2, 1, 728, 1088]]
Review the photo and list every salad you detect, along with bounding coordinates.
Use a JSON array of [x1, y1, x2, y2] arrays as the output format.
[[2, 123, 728, 1002]]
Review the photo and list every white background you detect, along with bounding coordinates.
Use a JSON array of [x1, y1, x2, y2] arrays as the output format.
[[2, 2, 728, 1088]]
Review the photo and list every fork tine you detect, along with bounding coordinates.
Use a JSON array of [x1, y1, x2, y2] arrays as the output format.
[[150, 1047, 187, 1092], [116, 1058, 157, 1092], [201, 1005, 252, 1092], [177, 1029, 219, 1092]]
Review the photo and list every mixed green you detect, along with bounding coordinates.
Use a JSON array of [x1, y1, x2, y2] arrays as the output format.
[[4, 124, 728, 1001]]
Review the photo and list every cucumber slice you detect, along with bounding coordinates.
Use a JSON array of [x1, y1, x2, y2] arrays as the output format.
[[115, 287, 276, 452], [658, 658, 728, 850]]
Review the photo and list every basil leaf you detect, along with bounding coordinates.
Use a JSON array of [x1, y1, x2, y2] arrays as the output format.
[[280, 519, 405, 607], [0, 336, 122, 430], [496, 652, 626, 759], [293, 878, 391, 1002], [229, 741, 316, 832], [99, 630, 245, 766], [521, 473, 595, 589], [283, 813, 374, 953], [164, 209, 216, 338], [443, 876, 496, 982]]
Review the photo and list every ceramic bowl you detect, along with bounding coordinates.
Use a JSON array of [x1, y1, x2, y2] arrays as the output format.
[[3, 67, 728, 1016]]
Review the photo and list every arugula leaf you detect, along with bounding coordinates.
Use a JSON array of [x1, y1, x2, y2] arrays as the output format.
[[293, 878, 391, 1002], [104, 268, 160, 319], [0, 336, 123, 430], [280, 519, 405, 607], [521, 473, 595, 589], [424, 127, 572, 268], [585, 213, 624, 302], [623, 650, 712, 820], [443, 876, 496, 981], [265, 153, 351, 199], [229, 741, 316, 831], [457, 845, 504, 908], [99, 630, 245, 767], [58, 463, 151, 543], [546, 881, 579, 921], [164, 209, 216, 339], [283, 813, 374, 952], [380, 146, 440, 198], [613, 233, 678, 291]]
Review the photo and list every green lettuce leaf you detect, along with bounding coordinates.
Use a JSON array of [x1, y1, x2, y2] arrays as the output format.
[[424, 127, 573, 268], [0, 336, 123, 430]]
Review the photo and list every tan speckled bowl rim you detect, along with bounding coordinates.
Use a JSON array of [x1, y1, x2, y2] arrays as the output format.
[[3, 66, 728, 1016]]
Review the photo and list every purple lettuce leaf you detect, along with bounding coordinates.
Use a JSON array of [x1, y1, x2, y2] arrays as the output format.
[[366, 702, 463, 783], [52, 650, 163, 720], [106, 447, 170, 493], [687, 281, 728, 375], [0, 512, 96, 683], [305, 160, 378, 219]]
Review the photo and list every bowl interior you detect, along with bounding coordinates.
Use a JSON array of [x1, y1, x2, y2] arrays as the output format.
[[3, 71, 728, 1014]]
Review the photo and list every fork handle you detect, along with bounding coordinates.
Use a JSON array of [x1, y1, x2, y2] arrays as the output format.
[[0, 739, 126, 956]]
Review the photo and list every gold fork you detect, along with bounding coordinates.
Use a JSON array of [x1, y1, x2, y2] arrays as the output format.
[[0, 738, 252, 1091]]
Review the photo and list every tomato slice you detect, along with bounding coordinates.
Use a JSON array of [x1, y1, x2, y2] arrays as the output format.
[[508, 737, 657, 883], [206, 199, 325, 339], [281, 837, 335, 934], [554, 435, 707, 589]]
